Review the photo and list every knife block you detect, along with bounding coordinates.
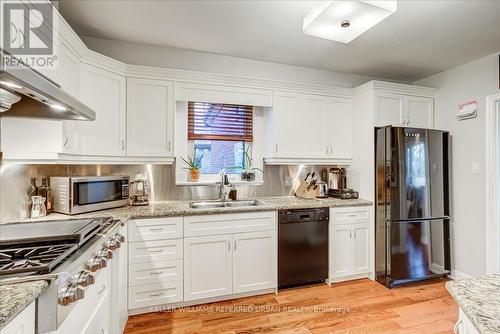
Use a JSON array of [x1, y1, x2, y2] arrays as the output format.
[[294, 180, 319, 199]]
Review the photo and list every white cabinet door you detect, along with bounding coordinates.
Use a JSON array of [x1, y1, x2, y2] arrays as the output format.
[[352, 223, 370, 275], [374, 92, 405, 127], [82, 291, 111, 334], [325, 97, 352, 159], [59, 43, 81, 154], [111, 224, 128, 334], [126, 78, 174, 157], [233, 231, 276, 294], [406, 96, 433, 128], [271, 91, 304, 158], [78, 63, 126, 156], [184, 235, 233, 301], [330, 224, 352, 279], [0, 301, 35, 334], [271, 91, 329, 159]]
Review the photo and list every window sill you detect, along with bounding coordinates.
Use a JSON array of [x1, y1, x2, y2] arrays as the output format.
[[176, 180, 264, 187]]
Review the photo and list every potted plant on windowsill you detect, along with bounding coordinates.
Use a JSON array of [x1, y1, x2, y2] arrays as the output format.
[[238, 145, 263, 182], [181, 153, 203, 182]]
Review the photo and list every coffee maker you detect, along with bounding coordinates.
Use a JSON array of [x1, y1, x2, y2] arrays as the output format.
[[129, 174, 150, 206], [327, 167, 359, 199]]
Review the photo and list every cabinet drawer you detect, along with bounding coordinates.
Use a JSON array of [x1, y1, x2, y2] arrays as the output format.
[[331, 207, 370, 224], [129, 260, 183, 287], [184, 211, 276, 237], [129, 217, 183, 242], [129, 281, 183, 309], [129, 239, 183, 264]]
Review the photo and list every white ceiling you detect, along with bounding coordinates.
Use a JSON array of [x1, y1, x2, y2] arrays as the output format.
[[57, 0, 500, 82]]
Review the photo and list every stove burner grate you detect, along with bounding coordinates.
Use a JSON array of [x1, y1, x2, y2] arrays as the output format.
[[0, 243, 78, 275]]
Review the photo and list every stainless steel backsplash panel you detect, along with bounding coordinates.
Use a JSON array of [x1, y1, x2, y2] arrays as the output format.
[[0, 163, 333, 222]]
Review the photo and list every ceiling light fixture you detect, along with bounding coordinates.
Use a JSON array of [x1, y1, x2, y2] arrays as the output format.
[[303, 0, 397, 44]]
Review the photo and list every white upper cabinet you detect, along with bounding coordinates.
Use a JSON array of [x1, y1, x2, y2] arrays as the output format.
[[406, 96, 434, 128], [266, 91, 352, 164], [325, 97, 352, 159], [78, 63, 126, 156], [374, 92, 404, 126], [127, 78, 174, 157], [374, 92, 434, 128]]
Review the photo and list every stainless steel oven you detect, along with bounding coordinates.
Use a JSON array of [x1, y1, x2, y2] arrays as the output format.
[[50, 176, 129, 214]]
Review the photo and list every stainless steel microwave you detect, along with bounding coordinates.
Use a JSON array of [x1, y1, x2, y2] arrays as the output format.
[[50, 176, 129, 214]]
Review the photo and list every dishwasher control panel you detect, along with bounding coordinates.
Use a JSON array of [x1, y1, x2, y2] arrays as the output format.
[[278, 207, 329, 223]]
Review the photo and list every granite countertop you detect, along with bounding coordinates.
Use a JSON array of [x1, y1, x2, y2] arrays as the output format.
[[0, 280, 49, 330], [9, 196, 372, 223], [446, 275, 500, 334]]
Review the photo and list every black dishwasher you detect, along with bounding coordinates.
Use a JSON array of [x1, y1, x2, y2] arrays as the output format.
[[278, 207, 329, 288]]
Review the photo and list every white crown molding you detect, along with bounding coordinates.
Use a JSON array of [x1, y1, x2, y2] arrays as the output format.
[[353, 80, 438, 97]]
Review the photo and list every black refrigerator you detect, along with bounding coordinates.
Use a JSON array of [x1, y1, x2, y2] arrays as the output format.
[[375, 126, 451, 288]]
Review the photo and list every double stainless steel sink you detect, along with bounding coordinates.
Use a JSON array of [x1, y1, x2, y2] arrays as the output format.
[[189, 199, 264, 209]]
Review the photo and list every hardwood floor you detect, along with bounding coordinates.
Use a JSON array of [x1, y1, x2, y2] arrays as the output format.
[[124, 279, 458, 334]]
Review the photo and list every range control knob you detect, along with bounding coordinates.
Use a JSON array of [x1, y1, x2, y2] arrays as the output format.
[[87, 255, 107, 272], [59, 283, 85, 306], [115, 233, 125, 243], [105, 237, 120, 250], [98, 248, 113, 260], [76, 270, 95, 287]]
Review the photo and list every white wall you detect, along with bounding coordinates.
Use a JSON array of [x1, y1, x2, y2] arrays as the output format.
[[415, 52, 500, 277], [82, 36, 381, 88]]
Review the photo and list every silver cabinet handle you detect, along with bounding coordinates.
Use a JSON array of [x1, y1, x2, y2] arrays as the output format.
[[234, 240, 237, 251], [275, 144, 278, 153], [453, 319, 463, 334], [227, 240, 231, 252], [150, 270, 163, 276], [97, 285, 106, 295], [121, 140, 125, 151], [150, 249, 163, 254], [149, 227, 164, 232], [330, 144, 333, 154], [63, 134, 69, 146], [353, 230, 357, 239], [167, 140, 171, 152], [349, 230, 352, 239], [150, 292, 163, 297]]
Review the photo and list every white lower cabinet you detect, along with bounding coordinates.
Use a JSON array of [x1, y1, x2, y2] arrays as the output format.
[[183, 212, 277, 302], [111, 224, 128, 334], [0, 301, 35, 334], [232, 231, 276, 294], [329, 207, 371, 283], [82, 291, 110, 334], [128, 217, 184, 311], [184, 234, 233, 301], [455, 308, 480, 334]]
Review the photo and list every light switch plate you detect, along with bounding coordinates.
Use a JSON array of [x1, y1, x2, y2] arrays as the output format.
[[472, 162, 480, 174]]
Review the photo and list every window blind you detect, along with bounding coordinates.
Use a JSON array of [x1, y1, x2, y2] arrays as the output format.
[[188, 102, 253, 142]]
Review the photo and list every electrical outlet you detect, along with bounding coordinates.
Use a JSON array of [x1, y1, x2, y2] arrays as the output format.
[[284, 176, 294, 186], [472, 162, 480, 174]]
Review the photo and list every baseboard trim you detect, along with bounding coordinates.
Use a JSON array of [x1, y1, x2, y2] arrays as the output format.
[[448, 270, 472, 280]]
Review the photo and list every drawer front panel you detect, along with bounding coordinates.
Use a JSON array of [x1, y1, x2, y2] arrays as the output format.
[[184, 211, 276, 237], [331, 207, 370, 224], [129, 217, 183, 242], [129, 281, 183, 309], [129, 259, 183, 287], [129, 239, 183, 264]]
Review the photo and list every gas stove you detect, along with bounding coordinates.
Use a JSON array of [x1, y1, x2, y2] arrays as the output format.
[[0, 216, 125, 332]]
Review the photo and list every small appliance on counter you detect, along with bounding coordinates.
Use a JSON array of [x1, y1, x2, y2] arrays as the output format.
[[129, 174, 150, 206], [50, 176, 129, 214], [327, 167, 359, 199]]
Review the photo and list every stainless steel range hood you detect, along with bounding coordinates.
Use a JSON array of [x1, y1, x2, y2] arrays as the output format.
[[0, 50, 95, 121]]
